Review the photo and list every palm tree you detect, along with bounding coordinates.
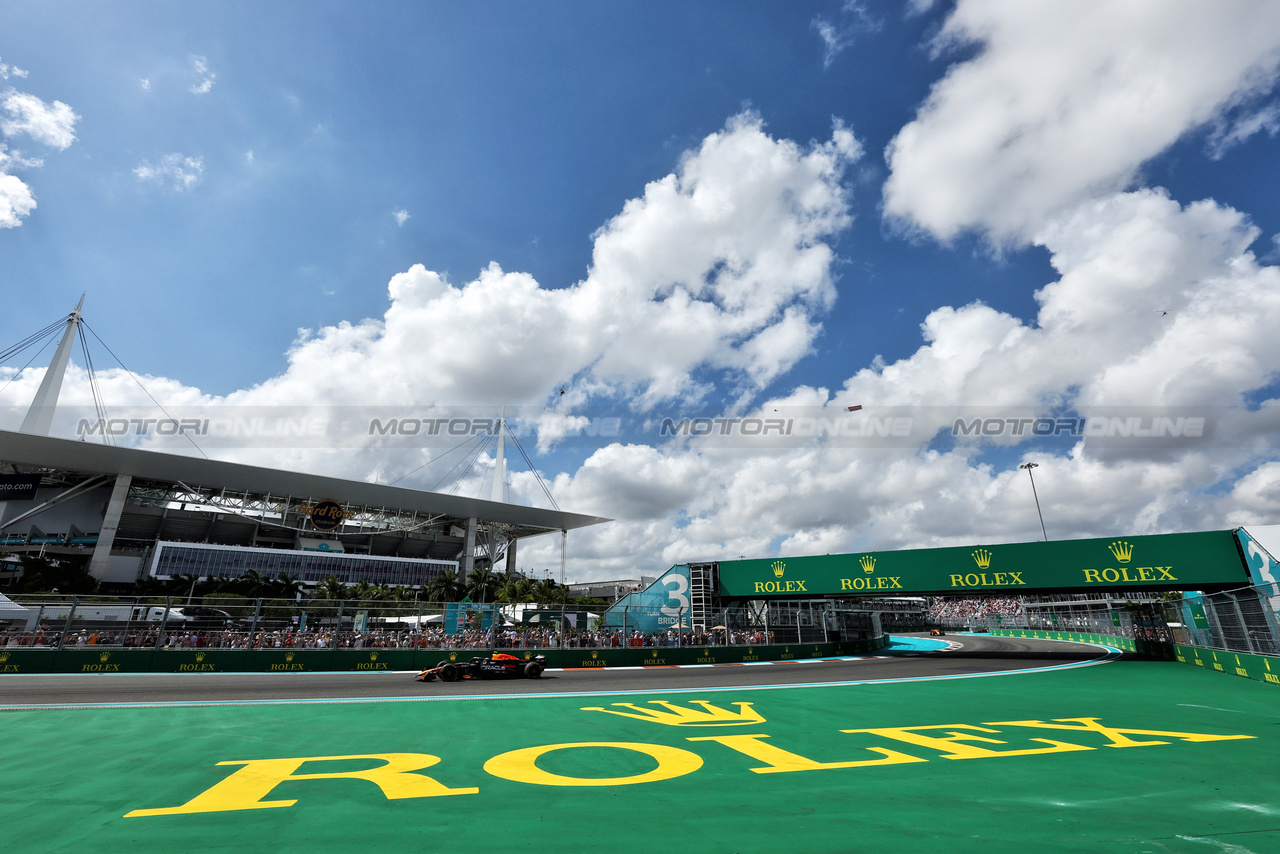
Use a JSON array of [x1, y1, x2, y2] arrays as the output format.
[[313, 575, 349, 602], [532, 578, 567, 605], [466, 566, 498, 603], [348, 580, 383, 604], [424, 568, 461, 604], [385, 585, 417, 602], [496, 575, 534, 603], [237, 569, 267, 598], [270, 573, 304, 600]]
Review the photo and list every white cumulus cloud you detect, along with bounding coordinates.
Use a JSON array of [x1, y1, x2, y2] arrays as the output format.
[[1, 88, 79, 150], [219, 113, 859, 412], [0, 56, 29, 80], [0, 171, 35, 228], [0, 73, 77, 228], [527, 189, 1280, 577], [133, 153, 205, 190], [883, 0, 1280, 245], [189, 56, 215, 95]]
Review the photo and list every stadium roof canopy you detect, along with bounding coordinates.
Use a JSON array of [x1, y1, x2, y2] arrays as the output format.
[[0, 428, 609, 578], [0, 429, 607, 533]]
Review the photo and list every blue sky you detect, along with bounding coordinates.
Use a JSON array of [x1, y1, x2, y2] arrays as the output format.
[[4, 1, 1280, 580]]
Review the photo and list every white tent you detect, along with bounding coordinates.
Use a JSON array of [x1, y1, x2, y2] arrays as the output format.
[[0, 592, 34, 630]]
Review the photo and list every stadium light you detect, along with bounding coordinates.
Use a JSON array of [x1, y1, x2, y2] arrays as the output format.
[[1019, 462, 1048, 541]]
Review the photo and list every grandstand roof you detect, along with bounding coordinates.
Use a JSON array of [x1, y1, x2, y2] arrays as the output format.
[[0, 428, 609, 536]]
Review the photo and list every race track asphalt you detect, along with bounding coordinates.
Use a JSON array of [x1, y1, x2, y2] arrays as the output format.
[[0, 633, 1109, 706]]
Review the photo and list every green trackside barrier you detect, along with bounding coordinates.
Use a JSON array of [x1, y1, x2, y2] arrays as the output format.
[[0, 648, 53, 673], [1173, 644, 1280, 687], [0, 635, 890, 674], [252, 649, 342, 672], [157, 649, 246, 673], [988, 628, 1176, 660], [53, 648, 158, 673], [332, 649, 417, 672]]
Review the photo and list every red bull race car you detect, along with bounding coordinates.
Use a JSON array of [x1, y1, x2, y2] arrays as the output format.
[[416, 653, 546, 682]]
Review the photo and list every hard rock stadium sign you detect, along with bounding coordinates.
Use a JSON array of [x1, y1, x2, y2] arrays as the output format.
[[717, 530, 1250, 597]]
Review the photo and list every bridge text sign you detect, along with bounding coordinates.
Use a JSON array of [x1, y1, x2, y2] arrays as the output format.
[[718, 530, 1248, 597]]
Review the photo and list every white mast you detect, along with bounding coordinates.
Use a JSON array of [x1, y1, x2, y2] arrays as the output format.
[[20, 294, 85, 437], [490, 408, 506, 503]]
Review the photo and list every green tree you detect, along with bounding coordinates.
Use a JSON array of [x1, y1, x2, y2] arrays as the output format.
[[532, 578, 567, 605], [347, 580, 383, 603], [466, 566, 499, 602], [495, 574, 534, 603], [424, 568, 461, 603], [17, 555, 98, 595], [269, 573, 304, 600], [236, 569, 268, 598], [313, 575, 349, 602]]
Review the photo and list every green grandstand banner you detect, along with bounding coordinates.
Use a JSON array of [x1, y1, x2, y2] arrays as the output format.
[[719, 530, 1248, 597]]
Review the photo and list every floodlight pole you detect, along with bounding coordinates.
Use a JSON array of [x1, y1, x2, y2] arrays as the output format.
[[1020, 462, 1048, 541]]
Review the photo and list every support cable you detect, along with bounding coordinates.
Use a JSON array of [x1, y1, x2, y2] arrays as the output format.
[[508, 429, 559, 511], [80, 319, 208, 459], [0, 323, 64, 403], [387, 431, 491, 488], [440, 431, 495, 496], [0, 315, 68, 363], [77, 326, 113, 445]]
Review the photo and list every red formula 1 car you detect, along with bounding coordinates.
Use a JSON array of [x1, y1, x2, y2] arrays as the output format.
[[416, 653, 546, 682]]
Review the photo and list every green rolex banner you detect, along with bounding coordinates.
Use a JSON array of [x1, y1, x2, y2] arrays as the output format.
[[1187, 601, 1210, 630], [719, 530, 1248, 597]]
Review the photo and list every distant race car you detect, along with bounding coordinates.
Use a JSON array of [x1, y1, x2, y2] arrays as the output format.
[[416, 653, 546, 682], [930, 628, 946, 636]]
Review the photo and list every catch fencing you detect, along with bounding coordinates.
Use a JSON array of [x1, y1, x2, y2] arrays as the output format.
[[942, 584, 1280, 659], [1169, 583, 1280, 656], [0, 594, 890, 672]]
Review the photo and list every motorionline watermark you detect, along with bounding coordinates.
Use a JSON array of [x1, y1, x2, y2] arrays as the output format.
[[367, 416, 621, 439], [659, 415, 913, 439], [951, 415, 1206, 439], [7, 405, 1237, 449], [42, 406, 625, 448], [76, 416, 328, 439]]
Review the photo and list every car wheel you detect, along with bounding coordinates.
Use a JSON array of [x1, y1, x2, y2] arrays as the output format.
[[524, 662, 543, 679], [439, 663, 459, 682]]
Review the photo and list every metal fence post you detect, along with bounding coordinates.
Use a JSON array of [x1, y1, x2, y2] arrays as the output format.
[[154, 596, 171, 650], [57, 595, 78, 650], [250, 598, 262, 648]]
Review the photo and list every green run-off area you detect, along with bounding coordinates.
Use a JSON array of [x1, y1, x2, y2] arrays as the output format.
[[3, 662, 1279, 854]]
